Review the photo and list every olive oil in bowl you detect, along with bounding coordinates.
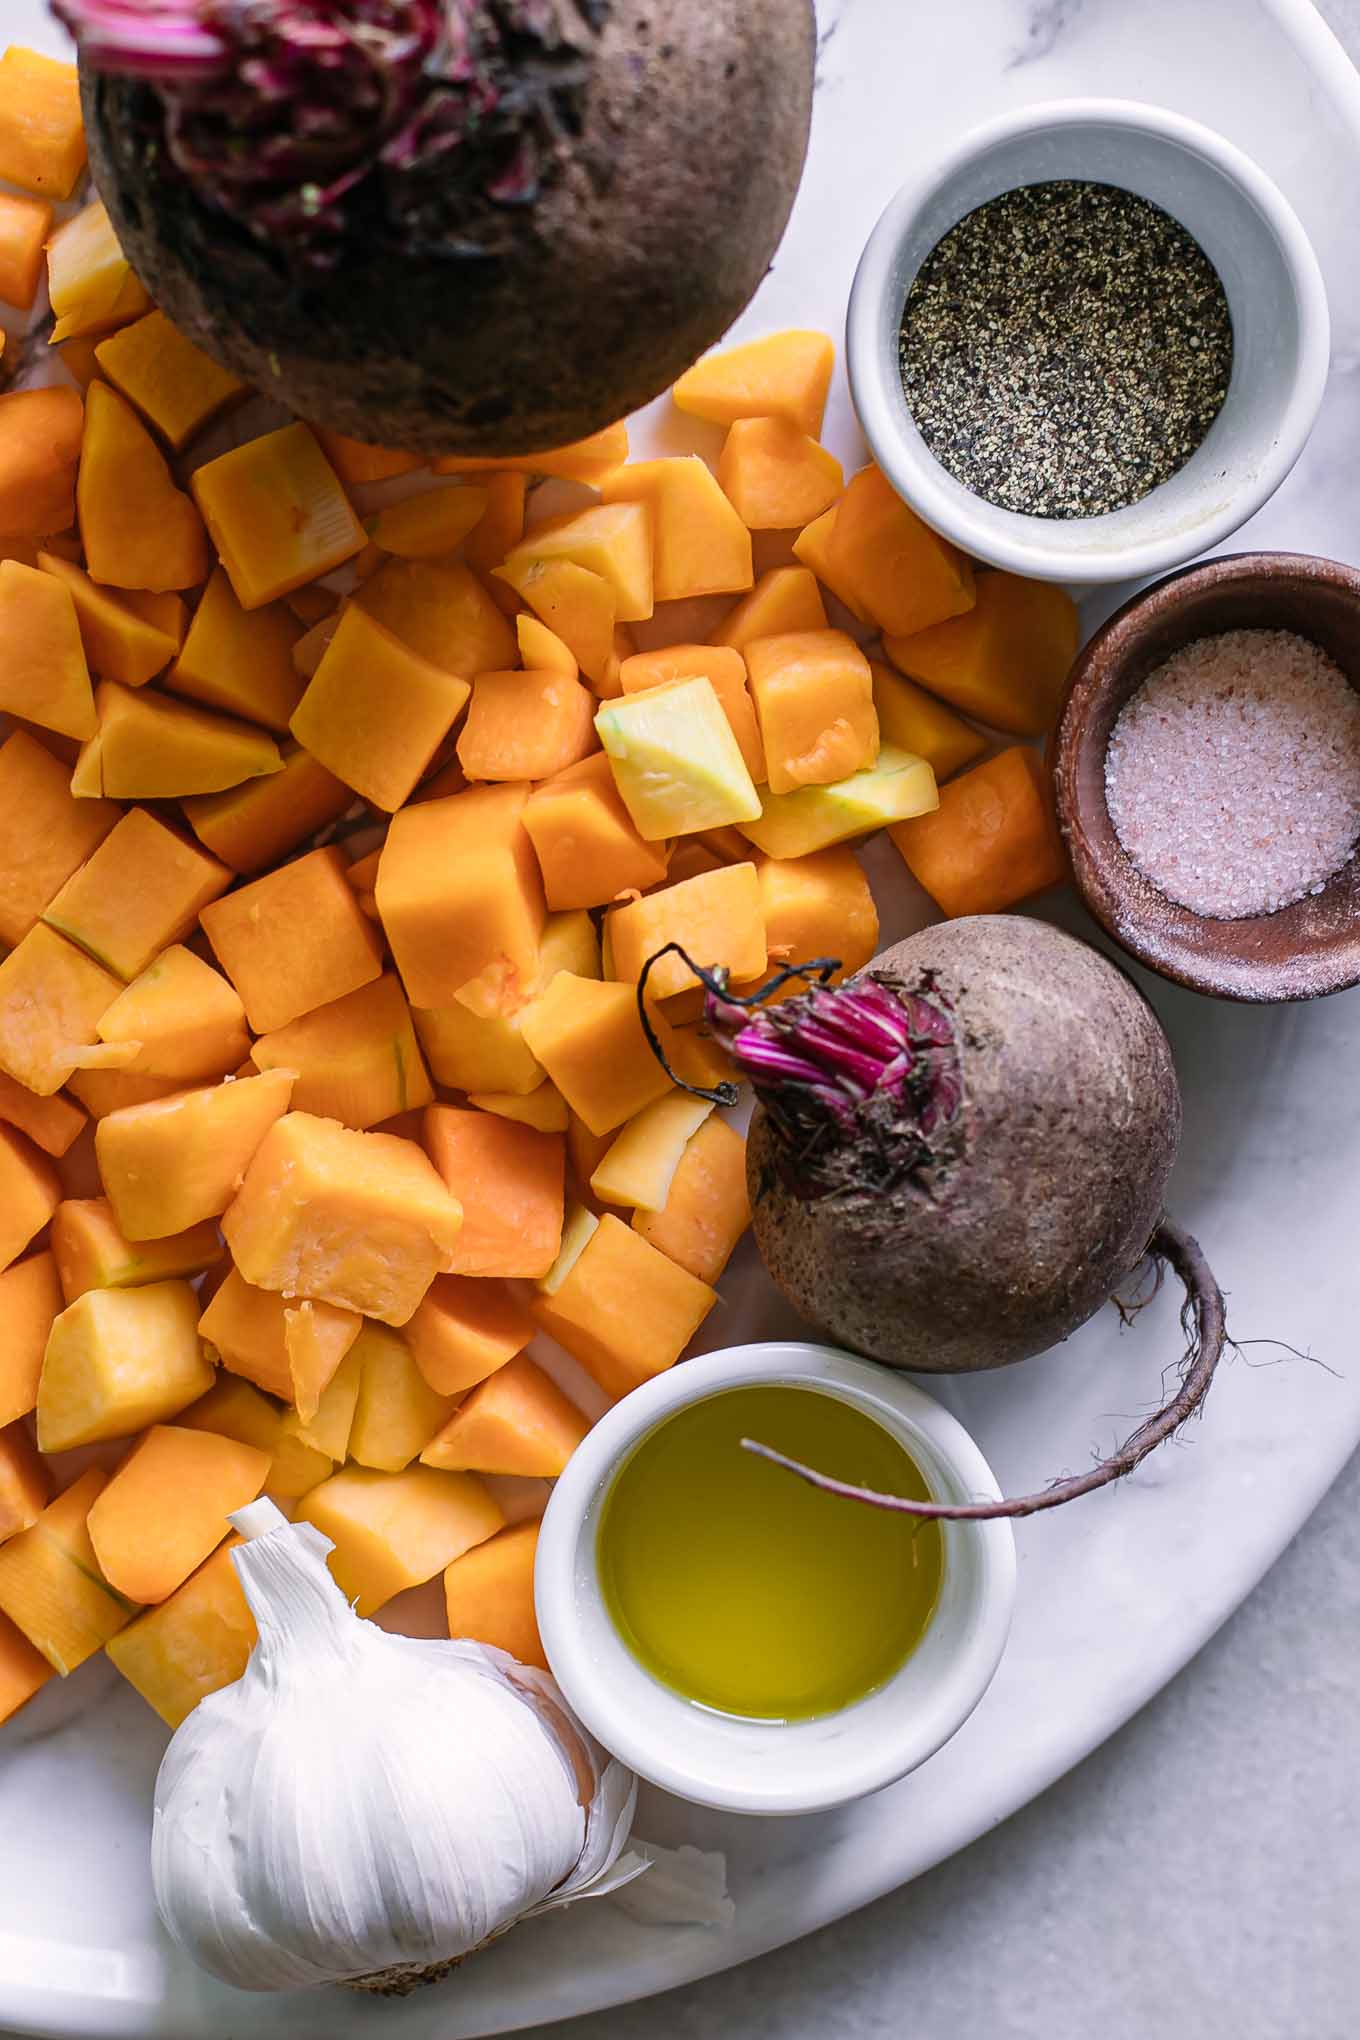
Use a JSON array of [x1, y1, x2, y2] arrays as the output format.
[[597, 1384, 943, 1722]]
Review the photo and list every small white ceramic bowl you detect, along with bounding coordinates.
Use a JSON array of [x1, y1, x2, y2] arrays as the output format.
[[536, 1342, 1016, 1816], [846, 98, 1330, 585]]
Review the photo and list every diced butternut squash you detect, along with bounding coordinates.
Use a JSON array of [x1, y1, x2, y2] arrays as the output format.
[[168, 567, 304, 732], [871, 658, 987, 782], [65, 1067, 183, 1119], [424, 1105, 565, 1281], [531, 1213, 715, 1401], [108, 585, 188, 649], [791, 504, 869, 623], [52, 1199, 223, 1304], [522, 751, 671, 912], [457, 667, 597, 783], [468, 1084, 568, 1133], [201, 845, 383, 1033], [413, 998, 544, 1098], [0, 47, 86, 199], [46, 201, 149, 342], [496, 557, 616, 691], [443, 1519, 545, 1670], [0, 1252, 63, 1425], [37, 552, 179, 689], [632, 1114, 750, 1284], [291, 1340, 361, 1460], [0, 926, 122, 1096], [883, 572, 1080, 737], [313, 430, 423, 487], [78, 382, 208, 591], [405, 1274, 535, 1396], [181, 743, 354, 876], [0, 190, 52, 310], [223, 1112, 464, 1326], [75, 680, 284, 801], [0, 729, 119, 948], [591, 1092, 715, 1211], [618, 643, 765, 784], [434, 422, 629, 485], [465, 471, 529, 605], [347, 1323, 460, 1473], [377, 783, 546, 1011], [201, 1267, 360, 1403], [566, 1112, 611, 1191], [0, 1469, 137, 1674], [44, 808, 231, 982], [0, 1125, 60, 1275], [95, 311, 247, 452], [370, 485, 488, 559], [609, 861, 767, 1000], [500, 502, 653, 623], [88, 1426, 270, 1604], [0, 558, 95, 739], [827, 465, 976, 637], [422, 1351, 587, 1478], [192, 423, 366, 608], [296, 1463, 504, 1616], [596, 678, 762, 840], [745, 629, 878, 794], [516, 614, 578, 680], [253, 973, 433, 1131], [0, 1421, 50, 1539], [0, 1074, 84, 1157], [177, 1374, 282, 1455], [601, 457, 753, 601], [753, 845, 879, 988], [0, 386, 84, 541], [356, 555, 516, 677], [95, 947, 250, 1082], [518, 972, 678, 1137], [712, 564, 829, 650], [718, 417, 844, 530], [0, 1608, 54, 1723], [105, 1536, 255, 1728], [889, 745, 1067, 917], [285, 1300, 358, 1428], [673, 330, 835, 438], [96, 1069, 295, 1240], [37, 1282, 214, 1452], [739, 744, 938, 859], [291, 605, 470, 812]]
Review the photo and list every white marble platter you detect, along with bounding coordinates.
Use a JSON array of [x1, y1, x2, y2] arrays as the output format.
[[3, 0, 1360, 2033]]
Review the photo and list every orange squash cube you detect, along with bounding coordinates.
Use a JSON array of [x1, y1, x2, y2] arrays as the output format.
[[0, 1126, 60, 1275], [356, 555, 516, 676], [0, 190, 52, 310], [177, 1374, 283, 1455], [753, 845, 879, 988], [37, 551, 179, 689], [312, 430, 423, 487], [0, 1469, 137, 1675], [745, 629, 879, 794], [500, 502, 654, 622], [376, 783, 546, 1012], [890, 745, 1066, 917], [434, 421, 629, 485], [223, 1112, 464, 1326], [105, 1536, 256, 1728], [422, 1351, 587, 1477], [631, 1115, 750, 1283], [74, 680, 284, 802], [412, 999, 543, 1099], [78, 382, 209, 592], [590, 1091, 714, 1211], [168, 567, 305, 732], [531, 1214, 715, 1401], [673, 329, 835, 438], [601, 457, 752, 602], [828, 466, 976, 638], [871, 658, 987, 782], [192, 423, 365, 609], [253, 972, 433, 1132], [200, 1267, 360, 1403], [516, 613, 578, 680], [181, 743, 354, 875], [88, 1426, 271, 1604], [469, 1084, 568, 1133], [443, 1519, 546, 1669], [94, 311, 247, 453], [0, 47, 86, 199], [0, 1077, 82, 1161], [884, 572, 1081, 738], [0, 1420, 50, 1540], [456, 668, 597, 783], [52, 1199, 223, 1305], [0, 1251, 63, 1425], [608, 862, 767, 1000], [521, 751, 671, 912], [496, 557, 617, 692], [370, 485, 488, 559], [44, 808, 231, 982], [295, 1462, 505, 1615], [405, 1274, 535, 1396], [0, 729, 119, 949], [618, 643, 765, 785], [0, 386, 85, 542], [0, 924, 121, 1096], [48, 200, 150, 344], [96, 1069, 295, 1240], [346, 1323, 460, 1473], [465, 471, 529, 604], [791, 504, 870, 623], [712, 564, 829, 650], [718, 417, 844, 530], [424, 1105, 565, 1281], [0, 1608, 54, 1724], [291, 605, 470, 812], [0, 558, 95, 740], [201, 845, 383, 1033], [66, 1068, 183, 1120], [37, 1281, 214, 1452], [95, 946, 250, 1083], [518, 973, 676, 1136]]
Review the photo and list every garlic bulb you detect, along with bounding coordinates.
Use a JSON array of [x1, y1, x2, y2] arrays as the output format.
[[151, 1500, 642, 1994]]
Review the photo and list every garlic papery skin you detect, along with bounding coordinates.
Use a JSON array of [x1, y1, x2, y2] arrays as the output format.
[[150, 1500, 640, 1994]]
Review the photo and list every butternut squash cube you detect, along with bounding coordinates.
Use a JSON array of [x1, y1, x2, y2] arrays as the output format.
[[739, 744, 939, 860], [177, 1375, 281, 1454], [434, 421, 629, 484], [405, 1274, 535, 1396], [200, 1267, 360, 1404], [0, 1125, 60, 1274], [0, 1420, 50, 1539], [291, 605, 468, 812], [413, 999, 544, 1098], [377, 784, 546, 1012], [745, 629, 879, 795], [713, 564, 829, 650], [883, 572, 1080, 738], [0, 385, 85, 542], [105, 1536, 255, 1728], [370, 485, 488, 559], [201, 845, 383, 1033], [591, 1092, 715, 1211], [313, 430, 423, 487], [45, 811, 229, 987], [88, 1426, 271, 1604], [281, 1301, 356, 1431], [516, 614, 578, 680], [791, 504, 870, 623], [95, 311, 246, 453], [0, 558, 95, 740], [78, 382, 209, 591], [531, 1213, 715, 1401], [0, 729, 119, 948], [182, 743, 354, 876], [46, 200, 149, 341], [223, 1111, 464, 1326], [601, 457, 753, 601], [0, 1608, 54, 1724], [0, 1074, 84, 1158], [618, 643, 765, 784], [422, 1351, 587, 1478], [424, 1105, 565, 1281], [0, 190, 51, 310], [465, 471, 528, 606], [0, 1251, 63, 1425], [718, 417, 844, 531], [296, 1463, 505, 1615], [37, 551, 178, 689], [192, 423, 365, 608], [0, 47, 85, 199], [0, 1469, 137, 1674], [595, 678, 762, 840], [522, 752, 670, 912], [443, 1519, 545, 1669], [457, 668, 597, 784], [95, 946, 250, 1083], [888, 745, 1067, 918], [753, 845, 879, 989], [829, 466, 977, 637], [356, 555, 515, 676], [346, 1323, 460, 1473], [871, 658, 988, 782], [0, 924, 122, 1095], [291, 1341, 362, 1460], [496, 557, 616, 691], [52, 1198, 223, 1305], [96, 1069, 295, 1240], [607, 862, 766, 1000], [168, 567, 304, 733], [518, 973, 677, 1137], [500, 502, 654, 623], [37, 1281, 214, 1452], [253, 973, 433, 1132], [673, 330, 835, 438], [66, 1068, 183, 1120], [468, 1084, 569, 1133], [75, 681, 284, 802], [632, 1115, 750, 1284]]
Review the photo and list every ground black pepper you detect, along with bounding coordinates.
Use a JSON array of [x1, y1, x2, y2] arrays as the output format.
[[898, 180, 1234, 519]]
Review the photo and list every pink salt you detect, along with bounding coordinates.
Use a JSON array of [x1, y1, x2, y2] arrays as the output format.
[[1104, 628, 1360, 919]]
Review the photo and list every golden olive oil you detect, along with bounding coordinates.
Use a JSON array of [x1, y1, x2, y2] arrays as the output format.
[[597, 1385, 943, 1721]]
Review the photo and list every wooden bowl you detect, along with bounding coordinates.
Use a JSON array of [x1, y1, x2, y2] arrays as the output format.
[[1053, 552, 1360, 1002]]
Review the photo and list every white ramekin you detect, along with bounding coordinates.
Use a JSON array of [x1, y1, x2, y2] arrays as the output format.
[[535, 1342, 1016, 1816], [846, 98, 1330, 585]]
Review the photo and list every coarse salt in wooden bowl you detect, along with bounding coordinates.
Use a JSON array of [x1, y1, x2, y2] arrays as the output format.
[[1053, 551, 1360, 1002]]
